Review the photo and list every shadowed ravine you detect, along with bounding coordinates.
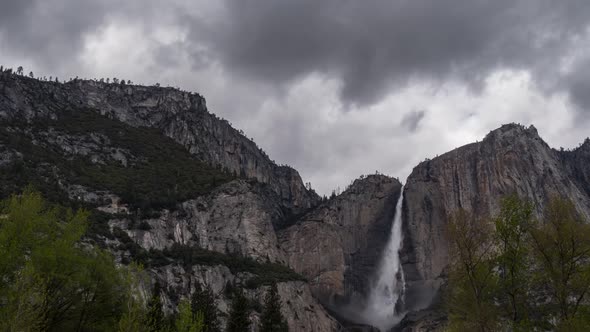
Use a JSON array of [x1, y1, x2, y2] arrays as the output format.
[[361, 186, 406, 331]]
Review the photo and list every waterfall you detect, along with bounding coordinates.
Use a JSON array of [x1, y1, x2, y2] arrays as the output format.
[[362, 186, 406, 331]]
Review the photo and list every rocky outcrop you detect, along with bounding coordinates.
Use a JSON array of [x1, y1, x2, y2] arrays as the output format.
[[89, 176, 338, 331], [279, 175, 402, 308], [151, 264, 338, 332], [122, 180, 287, 263], [0, 74, 319, 217], [401, 124, 590, 314], [560, 138, 590, 198]]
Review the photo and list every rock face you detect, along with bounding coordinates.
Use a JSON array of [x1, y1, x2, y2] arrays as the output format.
[[6, 72, 590, 331], [0, 69, 426, 331], [401, 124, 590, 315], [102, 177, 339, 331], [124, 180, 286, 263], [149, 263, 336, 332], [0, 73, 337, 331], [560, 138, 590, 199], [280, 175, 402, 309], [0, 74, 319, 218]]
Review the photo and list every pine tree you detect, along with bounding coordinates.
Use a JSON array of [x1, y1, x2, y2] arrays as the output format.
[[227, 288, 250, 332], [260, 283, 288, 332], [190, 284, 220, 332], [145, 281, 166, 332]]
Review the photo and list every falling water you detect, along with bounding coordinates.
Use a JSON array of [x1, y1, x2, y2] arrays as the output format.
[[362, 186, 406, 331]]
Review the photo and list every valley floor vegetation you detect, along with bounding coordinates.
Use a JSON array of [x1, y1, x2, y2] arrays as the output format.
[[0, 190, 289, 331], [446, 195, 590, 331]]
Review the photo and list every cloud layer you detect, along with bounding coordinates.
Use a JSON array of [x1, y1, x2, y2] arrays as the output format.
[[1, 0, 589, 194]]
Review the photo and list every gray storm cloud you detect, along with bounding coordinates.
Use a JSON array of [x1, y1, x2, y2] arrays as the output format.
[[191, 0, 590, 109], [2, 0, 590, 108], [1, 0, 590, 193]]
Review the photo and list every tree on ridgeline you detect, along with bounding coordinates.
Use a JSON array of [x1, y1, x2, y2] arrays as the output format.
[[16, 66, 23, 75]]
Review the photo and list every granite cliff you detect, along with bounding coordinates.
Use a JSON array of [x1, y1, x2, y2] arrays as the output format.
[[0, 72, 335, 331], [399, 124, 590, 330], [3, 70, 590, 331], [0, 72, 404, 331], [0, 73, 319, 218], [279, 175, 402, 307]]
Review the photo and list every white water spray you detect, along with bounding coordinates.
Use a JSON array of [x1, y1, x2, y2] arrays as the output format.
[[362, 187, 406, 331]]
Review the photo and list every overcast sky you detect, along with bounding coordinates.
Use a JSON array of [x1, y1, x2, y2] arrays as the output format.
[[1, 0, 590, 194]]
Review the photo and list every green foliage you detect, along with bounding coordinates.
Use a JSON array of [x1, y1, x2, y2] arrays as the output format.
[[0, 189, 131, 331], [446, 196, 590, 331], [55, 108, 233, 211], [113, 226, 150, 265], [446, 209, 499, 332], [145, 281, 168, 332], [227, 288, 251, 332], [117, 263, 150, 332], [494, 195, 534, 328], [110, 237, 304, 288], [0, 108, 233, 216], [191, 284, 220, 332], [260, 283, 289, 332], [529, 198, 590, 329], [176, 299, 205, 332], [153, 244, 305, 288]]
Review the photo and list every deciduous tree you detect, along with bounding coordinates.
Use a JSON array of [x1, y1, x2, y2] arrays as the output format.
[[446, 209, 499, 332]]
